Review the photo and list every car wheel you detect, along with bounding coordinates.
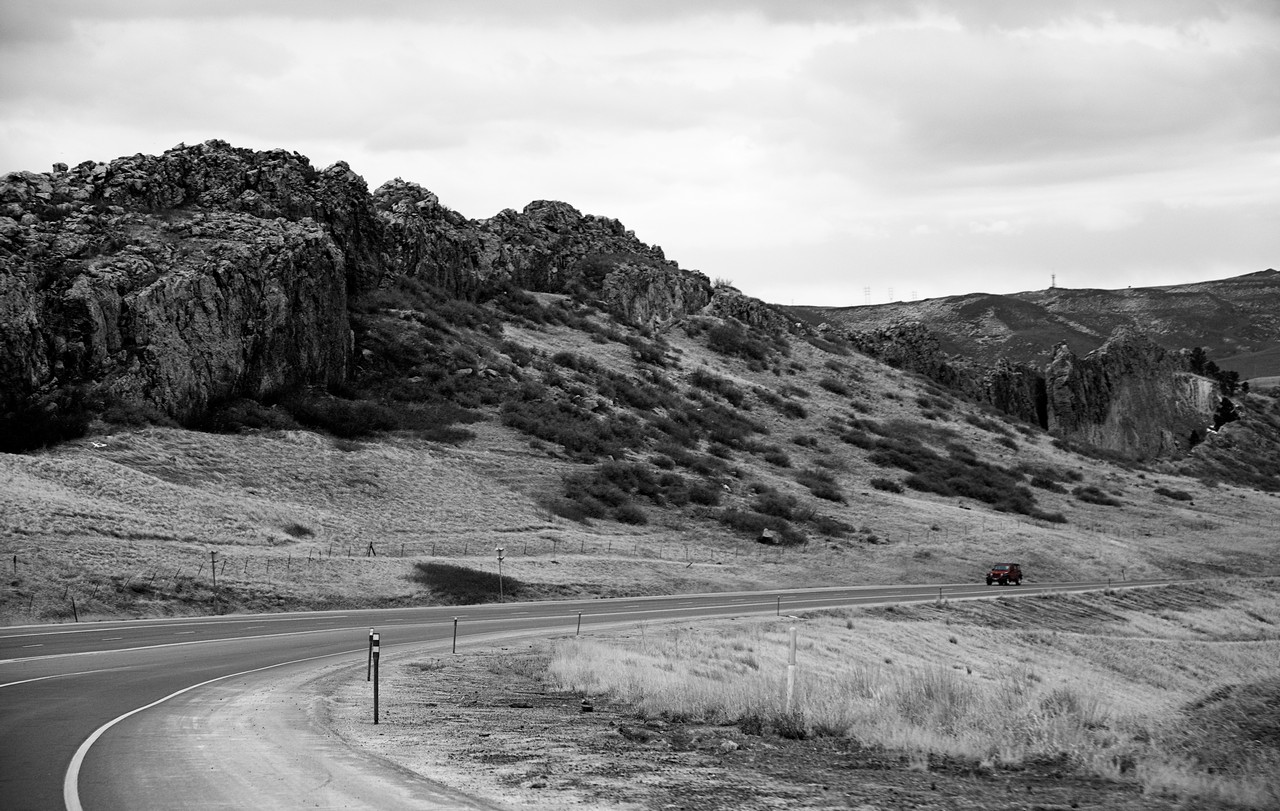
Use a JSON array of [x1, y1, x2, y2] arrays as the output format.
[[986, 578, 993, 586]]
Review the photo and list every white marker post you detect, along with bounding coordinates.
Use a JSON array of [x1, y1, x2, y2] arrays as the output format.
[[372, 632, 380, 725], [366, 628, 374, 681]]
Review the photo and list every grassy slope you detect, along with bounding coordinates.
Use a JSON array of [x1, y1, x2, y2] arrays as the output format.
[[3, 294, 1280, 624]]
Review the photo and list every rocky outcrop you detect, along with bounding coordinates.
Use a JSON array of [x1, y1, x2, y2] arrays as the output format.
[[1, 142, 713, 432], [837, 320, 1047, 427], [1045, 329, 1220, 458], [602, 262, 711, 326], [705, 286, 794, 333], [1, 142, 372, 425], [374, 180, 683, 302]]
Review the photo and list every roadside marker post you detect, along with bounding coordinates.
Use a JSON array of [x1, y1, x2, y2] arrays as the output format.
[[367, 628, 374, 681], [452, 617, 458, 654], [577, 611, 582, 636], [372, 632, 380, 725]]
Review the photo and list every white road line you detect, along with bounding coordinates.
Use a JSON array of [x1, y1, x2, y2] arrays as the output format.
[[174, 631, 195, 635], [63, 647, 362, 811], [102, 638, 122, 641], [22, 644, 42, 648], [0, 668, 112, 689]]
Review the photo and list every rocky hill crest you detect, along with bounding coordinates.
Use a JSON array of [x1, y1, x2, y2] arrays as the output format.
[[0, 141, 715, 437]]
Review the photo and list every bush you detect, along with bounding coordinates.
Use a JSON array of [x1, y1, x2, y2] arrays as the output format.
[[614, 503, 648, 524], [817, 377, 850, 396], [752, 489, 798, 519], [0, 386, 95, 452], [280, 392, 404, 438], [688, 369, 746, 407], [870, 477, 903, 494], [779, 400, 808, 419], [796, 468, 844, 502], [717, 508, 806, 545], [1073, 485, 1122, 507], [762, 449, 792, 468], [707, 321, 772, 362], [1154, 486, 1194, 501]]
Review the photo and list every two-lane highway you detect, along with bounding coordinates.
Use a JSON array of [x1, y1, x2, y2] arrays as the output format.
[[0, 580, 1163, 809]]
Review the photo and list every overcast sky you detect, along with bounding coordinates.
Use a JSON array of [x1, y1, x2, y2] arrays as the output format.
[[2, 1, 1277, 307]]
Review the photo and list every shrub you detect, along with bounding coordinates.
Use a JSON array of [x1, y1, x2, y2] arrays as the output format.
[[707, 321, 771, 362], [688, 369, 746, 407], [762, 449, 792, 468], [501, 382, 649, 460], [817, 377, 850, 396], [1073, 485, 1122, 507], [280, 392, 404, 438], [752, 489, 798, 519], [1154, 486, 1194, 501], [870, 477, 903, 494], [717, 508, 805, 545], [779, 400, 808, 419], [792, 434, 819, 448], [688, 482, 724, 506], [614, 503, 648, 524], [1029, 476, 1067, 493], [796, 468, 845, 502]]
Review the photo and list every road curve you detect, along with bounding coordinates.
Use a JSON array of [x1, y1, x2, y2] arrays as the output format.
[[0, 579, 1165, 809]]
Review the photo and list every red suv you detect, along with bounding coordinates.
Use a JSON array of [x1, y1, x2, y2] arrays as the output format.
[[986, 563, 1023, 586]]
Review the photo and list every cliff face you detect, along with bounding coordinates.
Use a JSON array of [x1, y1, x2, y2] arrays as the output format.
[[837, 321, 1047, 427], [1045, 330, 1220, 458], [1, 142, 369, 423], [0, 141, 713, 430]]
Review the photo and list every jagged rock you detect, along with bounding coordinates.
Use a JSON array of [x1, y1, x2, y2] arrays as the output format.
[[1, 141, 371, 425], [705, 286, 793, 332], [602, 261, 711, 326], [1045, 329, 1220, 458], [841, 320, 1046, 427], [0, 141, 714, 433]]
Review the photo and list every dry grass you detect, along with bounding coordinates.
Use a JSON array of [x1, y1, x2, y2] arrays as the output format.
[[548, 580, 1280, 809]]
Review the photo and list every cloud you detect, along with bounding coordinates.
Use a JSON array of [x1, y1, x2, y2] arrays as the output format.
[[0, 0, 1275, 306]]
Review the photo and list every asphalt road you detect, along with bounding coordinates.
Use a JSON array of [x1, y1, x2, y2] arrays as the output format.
[[0, 579, 1162, 810]]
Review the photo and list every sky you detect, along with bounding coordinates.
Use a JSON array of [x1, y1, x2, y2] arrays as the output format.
[[2, 0, 1278, 307]]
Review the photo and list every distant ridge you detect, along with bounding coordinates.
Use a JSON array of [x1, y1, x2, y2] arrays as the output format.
[[790, 269, 1280, 378]]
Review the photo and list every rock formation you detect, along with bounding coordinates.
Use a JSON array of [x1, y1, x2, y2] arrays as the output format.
[[0, 141, 714, 433], [837, 320, 1046, 427], [1045, 329, 1220, 458]]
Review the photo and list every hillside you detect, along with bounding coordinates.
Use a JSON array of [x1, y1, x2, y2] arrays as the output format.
[[792, 269, 1280, 378], [3, 142, 1280, 622]]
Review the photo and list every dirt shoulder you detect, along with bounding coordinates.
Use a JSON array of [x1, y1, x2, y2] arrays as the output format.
[[325, 638, 1204, 811]]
